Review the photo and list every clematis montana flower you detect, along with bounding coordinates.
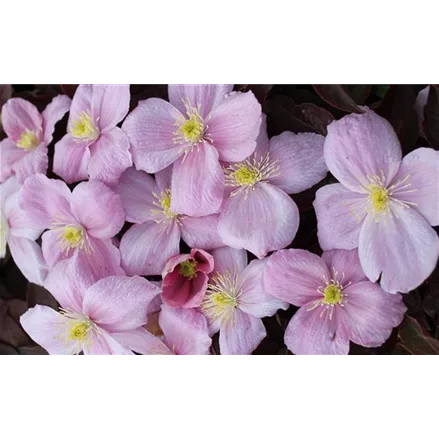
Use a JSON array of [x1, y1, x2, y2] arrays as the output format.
[[117, 304, 212, 355], [0, 176, 48, 285], [53, 84, 132, 185], [0, 95, 71, 183], [161, 248, 214, 308], [264, 248, 406, 355], [19, 174, 125, 278], [122, 84, 262, 216], [201, 246, 288, 355], [118, 166, 224, 276], [20, 254, 161, 355], [218, 117, 327, 258], [314, 108, 439, 293]]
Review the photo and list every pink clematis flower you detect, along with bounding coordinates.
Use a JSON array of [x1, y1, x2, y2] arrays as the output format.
[[0, 95, 71, 183], [201, 246, 288, 355], [20, 254, 161, 355], [122, 84, 262, 216], [161, 248, 214, 308], [314, 108, 439, 293], [117, 166, 224, 276], [117, 304, 211, 355], [0, 176, 48, 285], [53, 84, 132, 185], [264, 248, 406, 355], [218, 117, 328, 258], [19, 173, 125, 278]]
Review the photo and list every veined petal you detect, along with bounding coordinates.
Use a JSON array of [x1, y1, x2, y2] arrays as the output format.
[[321, 249, 368, 286], [180, 214, 224, 250], [42, 94, 72, 145], [210, 246, 248, 276], [0, 138, 26, 182], [13, 144, 48, 184], [67, 84, 93, 129], [111, 328, 172, 355], [155, 165, 173, 193], [83, 330, 134, 355]]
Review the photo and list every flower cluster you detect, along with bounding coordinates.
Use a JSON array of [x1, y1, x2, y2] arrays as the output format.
[[1, 85, 437, 355]]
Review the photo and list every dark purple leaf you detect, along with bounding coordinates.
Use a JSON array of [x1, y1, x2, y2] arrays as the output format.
[[343, 85, 373, 105], [423, 85, 439, 149], [312, 85, 363, 113], [27, 283, 58, 310], [293, 103, 335, 135], [399, 316, 439, 355]]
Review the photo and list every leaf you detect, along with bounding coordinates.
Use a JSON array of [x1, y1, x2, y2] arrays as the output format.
[[423, 85, 439, 149], [60, 84, 78, 98], [293, 103, 335, 135], [343, 85, 373, 105], [0, 300, 29, 347], [398, 316, 439, 355], [26, 283, 58, 310], [312, 85, 363, 113], [240, 85, 273, 105]]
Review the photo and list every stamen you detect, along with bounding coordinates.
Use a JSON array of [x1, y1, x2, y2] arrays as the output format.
[[54, 224, 91, 255], [70, 111, 100, 141], [173, 98, 208, 146], [179, 260, 198, 279], [151, 189, 180, 226], [17, 130, 39, 150]]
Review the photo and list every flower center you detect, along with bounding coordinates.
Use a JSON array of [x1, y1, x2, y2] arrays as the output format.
[[63, 225, 83, 247], [17, 130, 39, 150], [68, 321, 92, 341], [179, 260, 198, 279], [55, 225, 90, 254], [224, 153, 280, 198], [322, 284, 342, 305], [368, 183, 389, 213], [70, 111, 100, 141], [180, 118, 204, 143], [173, 98, 207, 147], [152, 189, 179, 224]]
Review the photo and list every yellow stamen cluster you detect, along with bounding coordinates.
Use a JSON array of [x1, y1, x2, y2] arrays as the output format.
[[17, 130, 39, 150], [322, 284, 342, 305], [70, 111, 100, 141], [174, 99, 205, 145], [56, 225, 90, 254], [152, 189, 179, 224], [179, 260, 198, 279], [368, 183, 389, 214]]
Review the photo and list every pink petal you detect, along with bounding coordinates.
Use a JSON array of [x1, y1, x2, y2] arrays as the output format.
[[1, 176, 19, 209], [159, 305, 211, 355], [253, 113, 270, 158], [0, 138, 26, 182], [171, 142, 224, 216], [219, 309, 266, 355], [53, 134, 91, 184], [120, 221, 181, 276], [314, 183, 366, 251], [161, 271, 193, 308], [42, 94, 71, 144], [83, 330, 134, 355], [342, 281, 406, 347], [180, 214, 224, 250], [91, 84, 130, 132], [6, 194, 42, 239], [8, 236, 48, 286], [391, 147, 439, 226], [20, 305, 76, 355], [237, 259, 288, 318], [264, 249, 330, 306], [41, 229, 73, 267], [155, 165, 173, 193], [321, 249, 368, 286], [86, 237, 125, 278], [71, 180, 125, 239], [268, 132, 327, 194], [13, 144, 48, 184], [88, 127, 132, 185], [210, 246, 248, 276], [111, 328, 172, 355], [67, 84, 93, 129], [284, 306, 349, 355], [117, 167, 158, 224], [208, 91, 261, 162], [1, 98, 42, 143], [168, 84, 233, 119], [83, 275, 160, 332], [218, 182, 299, 258], [136, 146, 183, 174], [44, 251, 97, 312], [19, 174, 74, 229], [359, 203, 439, 293], [325, 108, 402, 192]]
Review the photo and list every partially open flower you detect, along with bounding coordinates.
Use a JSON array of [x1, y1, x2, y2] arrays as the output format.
[[161, 249, 214, 308]]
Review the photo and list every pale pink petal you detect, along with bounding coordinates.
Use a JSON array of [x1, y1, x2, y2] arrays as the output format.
[[284, 306, 349, 355], [44, 251, 97, 312], [83, 330, 134, 355], [135, 146, 183, 174], [238, 259, 288, 318], [314, 183, 366, 251], [86, 237, 125, 278], [1, 176, 19, 210], [71, 180, 125, 239], [208, 91, 261, 162], [1, 98, 42, 143], [219, 309, 266, 355], [41, 229, 72, 267], [180, 214, 224, 250], [111, 328, 172, 355], [88, 127, 132, 185], [264, 249, 330, 306], [391, 147, 439, 226], [253, 114, 270, 159], [321, 249, 368, 286], [13, 144, 48, 184], [268, 132, 327, 194], [83, 275, 160, 332], [218, 182, 299, 258], [67, 84, 93, 129], [171, 142, 224, 216], [325, 108, 402, 192], [20, 305, 77, 355], [210, 246, 248, 276], [168, 84, 233, 119], [42, 94, 71, 144], [0, 138, 26, 182], [8, 236, 47, 286], [120, 221, 180, 276], [19, 174, 74, 229], [91, 84, 130, 132], [53, 134, 90, 184], [359, 204, 439, 293], [155, 165, 173, 193], [159, 305, 211, 355], [7, 192, 42, 239], [342, 281, 406, 347]]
